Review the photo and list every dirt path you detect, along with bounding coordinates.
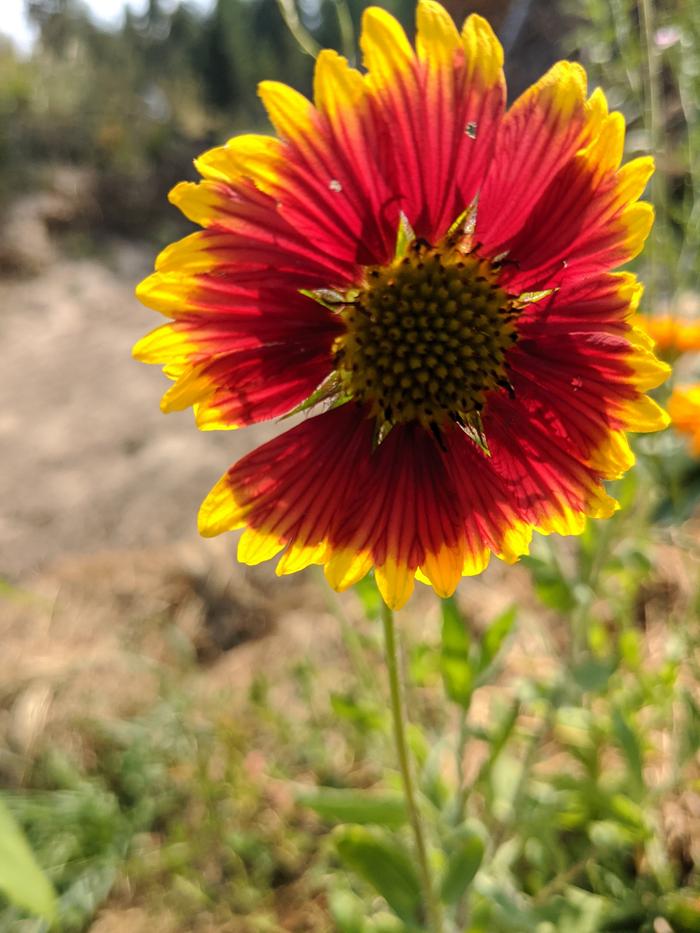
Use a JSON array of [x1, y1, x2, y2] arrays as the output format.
[[0, 242, 271, 580]]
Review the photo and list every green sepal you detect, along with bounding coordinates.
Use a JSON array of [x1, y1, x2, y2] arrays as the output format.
[[394, 211, 415, 260]]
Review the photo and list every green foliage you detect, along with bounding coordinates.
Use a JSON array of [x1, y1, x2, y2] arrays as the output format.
[[0, 796, 57, 923], [333, 826, 422, 924], [440, 597, 517, 710], [565, 0, 700, 300], [440, 596, 474, 707], [0, 0, 424, 236], [440, 825, 484, 905], [479, 607, 518, 674], [296, 786, 408, 828], [2, 534, 697, 931]]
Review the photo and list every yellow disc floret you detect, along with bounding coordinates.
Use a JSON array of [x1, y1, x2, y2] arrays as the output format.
[[333, 239, 519, 430]]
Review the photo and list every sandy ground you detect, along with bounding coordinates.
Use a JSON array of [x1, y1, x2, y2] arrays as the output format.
[[0, 238, 351, 744], [0, 241, 274, 579]]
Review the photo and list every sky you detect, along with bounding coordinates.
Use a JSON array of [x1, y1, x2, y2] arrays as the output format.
[[3, 0, 214, 52]]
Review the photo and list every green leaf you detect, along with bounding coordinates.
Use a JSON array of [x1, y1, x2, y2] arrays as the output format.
[[662, 891, 700, 932], [330, 694, 385, 733], [440, 827, 484, 904], [608, 795, 648, 838], [588, 819, 638, 850], [571, 657, 617, 693], [367, 915, 406, 933], [611, 708, 644, 793], [334, 826, 422, 923], [353, 575, 382, 621], [524, 557, 576, 612], [0, 796, 57, 922], [654, 461, 700, 525], [409, 643, 440, 688], [478, 606, 517, 674], [440, 597, 474, 708], [296, 786, 407, 828], [618, 629, 642, 669], [680, 692, 700, 766], [477, 699, 521, 785], [328, 890, 366, 933]]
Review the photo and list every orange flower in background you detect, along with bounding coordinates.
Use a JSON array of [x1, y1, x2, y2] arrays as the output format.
[[668, 386, 700, 455], [134, 1, 669, 609], [638, 314, 700, 355]]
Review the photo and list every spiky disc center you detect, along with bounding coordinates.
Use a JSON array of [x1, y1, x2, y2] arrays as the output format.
[[334, 240, 518, 429]]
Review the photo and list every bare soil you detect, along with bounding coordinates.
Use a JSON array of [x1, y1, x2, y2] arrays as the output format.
[[0, 240, 274, 579]]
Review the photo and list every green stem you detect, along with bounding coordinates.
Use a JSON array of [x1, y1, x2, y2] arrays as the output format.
[[275, 0, 320, 58], [638, 0, 662, 306], [314, 567, 377, 696], [381, 602, 444, 932], [333, 0, 356, 64], [451, 709, 471, 826]]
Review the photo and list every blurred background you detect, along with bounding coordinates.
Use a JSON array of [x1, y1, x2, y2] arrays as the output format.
[[0, 0, 699, 930]]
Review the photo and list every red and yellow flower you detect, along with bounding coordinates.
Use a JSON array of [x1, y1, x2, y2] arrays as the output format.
[[134, 1, 669, 609], [637, 314, 700, 356], [668, 386, 700, 455]]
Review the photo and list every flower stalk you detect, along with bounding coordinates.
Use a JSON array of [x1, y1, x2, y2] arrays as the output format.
[[381, 601, 444, 932], [638, 0, 662, 304]]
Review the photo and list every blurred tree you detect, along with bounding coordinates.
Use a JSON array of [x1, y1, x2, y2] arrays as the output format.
[[5, 0, 569, 236]]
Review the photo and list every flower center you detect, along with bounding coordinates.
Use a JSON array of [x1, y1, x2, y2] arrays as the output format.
[[334, 240, 518, 430]]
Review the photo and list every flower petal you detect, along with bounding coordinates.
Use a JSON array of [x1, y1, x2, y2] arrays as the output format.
[[134, 286, 343, 428], [198, 406, 376, 580], [257, 67, 395, 267], [194, 133, 283, 190], [442, 430, 533, 569], [505, 339, 633, 479], [638, 314, 700, 353], [516, 272, 643, 341], [361, 1, 505, 242], [476, 60, 588, 253], [497, 109, 655, 290], [507, 278, 670, 474], [484, 394, 619, 535], [200, 412, 532, 610], [331, 422, 528, 608], [330, 423, 465, 606], [168, 178, 357, 284]]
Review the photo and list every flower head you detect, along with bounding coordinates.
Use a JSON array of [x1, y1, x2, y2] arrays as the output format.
[[668, 386, 700, 455], [134, 1, 669, 609], [637, 313, 700, 356]]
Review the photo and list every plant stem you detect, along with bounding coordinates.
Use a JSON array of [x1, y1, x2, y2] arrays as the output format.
[[275, 0, 320, 58], [638, 0, 662, 306], [532, 857, 590, 905], [453, 708, 469, 822], [332, 0, 356, 64], [381, 602, 444, 932]]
